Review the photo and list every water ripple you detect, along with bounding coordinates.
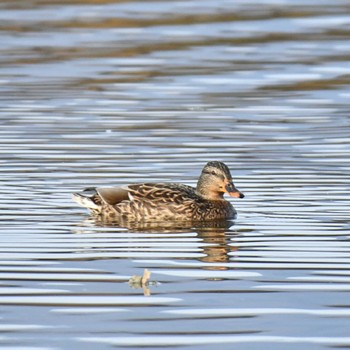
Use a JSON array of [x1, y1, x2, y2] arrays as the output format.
[[0, 0, 349, 349]]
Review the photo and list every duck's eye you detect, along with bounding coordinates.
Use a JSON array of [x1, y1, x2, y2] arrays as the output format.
[[203, 170, 219, 177]]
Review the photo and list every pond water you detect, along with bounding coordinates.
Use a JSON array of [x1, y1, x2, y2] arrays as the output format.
[[1, 0, 350, 349]]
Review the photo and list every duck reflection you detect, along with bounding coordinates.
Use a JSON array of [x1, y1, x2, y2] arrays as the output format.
[[74, 217, 238, 264], [197, 228, 238, 264]]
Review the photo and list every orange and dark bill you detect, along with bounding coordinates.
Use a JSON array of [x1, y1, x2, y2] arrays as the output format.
[[225, 183, 245, 199]]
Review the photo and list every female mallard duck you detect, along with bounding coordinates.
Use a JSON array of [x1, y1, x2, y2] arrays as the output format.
[[72, 161, 244, 222]]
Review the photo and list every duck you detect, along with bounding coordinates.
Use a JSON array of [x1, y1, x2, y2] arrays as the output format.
[[72, 161, 244, 222]]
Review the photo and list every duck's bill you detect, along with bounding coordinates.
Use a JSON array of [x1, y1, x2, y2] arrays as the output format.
[[229, 190, 245, 199], [225, 183, 245, 199]]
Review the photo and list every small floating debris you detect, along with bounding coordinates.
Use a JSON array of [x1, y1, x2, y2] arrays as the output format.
[[128, 269, 158, 296]]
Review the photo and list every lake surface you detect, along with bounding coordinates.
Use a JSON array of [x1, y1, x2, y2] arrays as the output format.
[[0, 0, 350, 349]]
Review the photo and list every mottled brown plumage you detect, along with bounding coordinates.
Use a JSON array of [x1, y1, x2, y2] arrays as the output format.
[[72, 161, 244, 222]]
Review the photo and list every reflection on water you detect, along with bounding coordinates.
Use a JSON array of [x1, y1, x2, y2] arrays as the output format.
[[0, 0, 350, 349], [77, 218, 238, 264], [80, 217, 235, 231]]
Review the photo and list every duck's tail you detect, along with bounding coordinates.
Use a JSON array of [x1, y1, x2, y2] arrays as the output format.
[[72, 187, 102, 214]]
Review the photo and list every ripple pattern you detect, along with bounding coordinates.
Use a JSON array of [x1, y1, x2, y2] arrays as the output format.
[[0, 0, 350, 349]]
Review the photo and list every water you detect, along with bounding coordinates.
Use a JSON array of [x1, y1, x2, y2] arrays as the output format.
[[0, 0, 350, 349]]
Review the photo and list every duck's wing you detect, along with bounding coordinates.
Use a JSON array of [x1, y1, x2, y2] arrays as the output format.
[[126, 183, 198, 204], [96, 183, 197, 206], [95, 183, 199, 221], [96, 186, 130, 205]]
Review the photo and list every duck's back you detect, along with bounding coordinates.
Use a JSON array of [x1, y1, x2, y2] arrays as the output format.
[[112, 183, 198, 221]]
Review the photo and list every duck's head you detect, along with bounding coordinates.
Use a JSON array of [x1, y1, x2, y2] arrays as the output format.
[[197, 161, 245, 200]]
